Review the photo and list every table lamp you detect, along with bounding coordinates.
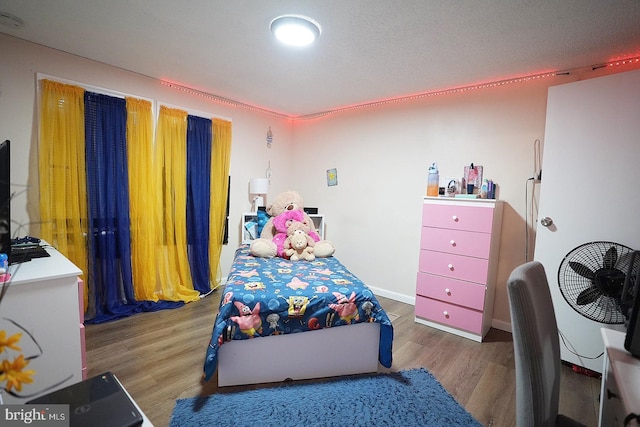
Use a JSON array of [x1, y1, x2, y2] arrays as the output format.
[[249, 178, 269, 212]]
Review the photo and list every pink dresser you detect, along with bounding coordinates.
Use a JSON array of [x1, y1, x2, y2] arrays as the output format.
[[415, 197, 503, 341]]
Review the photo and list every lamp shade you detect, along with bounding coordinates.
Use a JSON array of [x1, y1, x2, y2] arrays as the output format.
[[249, 178, 269, 195]]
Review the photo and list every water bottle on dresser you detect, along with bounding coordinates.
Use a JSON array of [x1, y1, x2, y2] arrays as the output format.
[[426, 162, 439, 197]]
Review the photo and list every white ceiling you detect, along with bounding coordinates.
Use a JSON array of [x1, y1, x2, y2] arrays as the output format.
[[1, 0, 640, 118]]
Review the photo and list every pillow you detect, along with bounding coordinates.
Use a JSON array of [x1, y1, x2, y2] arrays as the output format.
[[256, 210, 270, 237]]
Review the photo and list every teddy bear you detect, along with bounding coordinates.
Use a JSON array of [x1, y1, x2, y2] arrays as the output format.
[[284, 222, 315, 261], [249, 190, 335, 258]]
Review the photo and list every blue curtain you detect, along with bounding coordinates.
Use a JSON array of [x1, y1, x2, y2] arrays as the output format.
[[84, 92, 183, 323], [186, 115, 212, 293]]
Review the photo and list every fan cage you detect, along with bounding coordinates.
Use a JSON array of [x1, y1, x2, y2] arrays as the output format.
[[557, 241, 637, 324]]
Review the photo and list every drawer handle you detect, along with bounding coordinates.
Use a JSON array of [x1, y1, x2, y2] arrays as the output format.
[[445, 288, 451, 296], [452, 215, 458, 222], [450, 239, 456, 246], [443, 311, 449, 318], [448, 263, 454, 270]]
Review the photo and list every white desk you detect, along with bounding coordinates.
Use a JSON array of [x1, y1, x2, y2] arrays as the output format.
[[599, 328, 640, 427], [1, 243, 83, 404]]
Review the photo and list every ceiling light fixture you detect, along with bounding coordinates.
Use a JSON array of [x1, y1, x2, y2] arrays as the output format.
[[270, 15, 321, 47]]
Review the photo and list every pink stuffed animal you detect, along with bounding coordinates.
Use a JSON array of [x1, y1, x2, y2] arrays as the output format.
[[271, 209, 305, 258]]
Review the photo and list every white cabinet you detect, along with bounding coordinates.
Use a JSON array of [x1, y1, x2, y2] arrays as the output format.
[[1, 244, 83, 404], [241, 212, 325, 244], [599, 328, 640, 427]]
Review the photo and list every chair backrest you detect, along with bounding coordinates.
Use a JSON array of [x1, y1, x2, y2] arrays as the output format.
[[507, 261, 561, 427]]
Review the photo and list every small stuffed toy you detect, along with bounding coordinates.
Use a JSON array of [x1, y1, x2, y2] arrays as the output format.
[[250, 190, 335, 258], [284, 222, 315, 261]]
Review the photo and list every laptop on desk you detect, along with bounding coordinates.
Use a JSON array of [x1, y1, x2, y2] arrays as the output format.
[[28, 372, 143, 427]]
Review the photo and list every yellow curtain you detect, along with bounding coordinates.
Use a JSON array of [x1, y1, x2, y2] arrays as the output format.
[[38, 79, 89, 308], [154, 106, 199, 302], [126, 97, 163, 301], [39, 81, 227, 308], [208, 119, 232, 289]]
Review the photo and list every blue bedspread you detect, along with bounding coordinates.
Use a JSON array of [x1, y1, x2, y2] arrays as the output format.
[[203, 245, 394, 381]]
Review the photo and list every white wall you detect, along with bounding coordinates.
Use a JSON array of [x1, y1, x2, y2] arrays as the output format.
[[290, 66, 640, 327], [289, 83, 552, 326], [3, 33, 639, 328]]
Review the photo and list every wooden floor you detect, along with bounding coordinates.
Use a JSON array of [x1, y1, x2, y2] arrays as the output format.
[[85, 292, 602, 427]]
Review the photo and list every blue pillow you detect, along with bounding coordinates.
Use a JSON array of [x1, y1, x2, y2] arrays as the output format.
[[256, 210, 271, 237]]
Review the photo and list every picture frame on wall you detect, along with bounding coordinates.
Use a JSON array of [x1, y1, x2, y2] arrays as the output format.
[[327, 168, 338, 186]]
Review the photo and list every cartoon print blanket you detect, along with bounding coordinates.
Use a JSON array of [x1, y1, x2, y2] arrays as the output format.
[[203, 245, 394, 381]]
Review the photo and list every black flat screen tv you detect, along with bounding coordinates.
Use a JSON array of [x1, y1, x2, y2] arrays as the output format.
[[0, 140, 10, 256]]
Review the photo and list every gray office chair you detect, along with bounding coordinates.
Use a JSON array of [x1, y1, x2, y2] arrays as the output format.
[[507, 261, 586, 427]]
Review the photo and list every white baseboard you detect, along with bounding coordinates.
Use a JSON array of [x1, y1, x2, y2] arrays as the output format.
[[367, 285, 415, 305], [491, 318, 511, 333]]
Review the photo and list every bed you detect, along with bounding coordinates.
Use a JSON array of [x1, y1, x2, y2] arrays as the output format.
[[203, 244, 394, 386]]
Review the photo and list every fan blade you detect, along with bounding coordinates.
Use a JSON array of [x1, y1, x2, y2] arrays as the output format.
[[603, 246, 618, 269], [576, 286, 601, 305], [569, 261, 595, 279]]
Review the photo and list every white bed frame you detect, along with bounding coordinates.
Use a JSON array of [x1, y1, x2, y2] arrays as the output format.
[[217, 322, 381, 387]]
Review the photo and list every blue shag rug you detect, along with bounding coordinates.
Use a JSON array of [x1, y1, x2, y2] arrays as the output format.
[[170, 368, 482, 427]]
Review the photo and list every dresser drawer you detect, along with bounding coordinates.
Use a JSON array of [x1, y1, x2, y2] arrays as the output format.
[[416, 272, 485, 310], [415, 295, 483, 335], [418, 250, 489, 283], [422, 203, 494, 233], [420, 226, 491, 258]]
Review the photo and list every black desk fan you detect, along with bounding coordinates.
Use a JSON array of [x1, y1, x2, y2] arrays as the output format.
[[558, 241, 635, 325]]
